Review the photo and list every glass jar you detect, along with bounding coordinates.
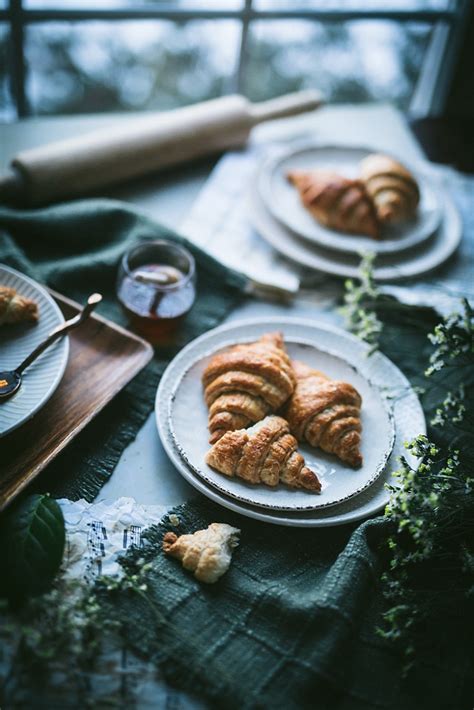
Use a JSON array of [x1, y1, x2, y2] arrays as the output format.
[[117, 240, 196, 343]]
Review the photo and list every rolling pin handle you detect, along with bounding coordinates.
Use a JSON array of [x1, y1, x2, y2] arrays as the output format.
[[249, 89, 324, 125]]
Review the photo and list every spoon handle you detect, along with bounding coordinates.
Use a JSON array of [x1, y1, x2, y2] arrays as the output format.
[[16, 293, 102, 375]]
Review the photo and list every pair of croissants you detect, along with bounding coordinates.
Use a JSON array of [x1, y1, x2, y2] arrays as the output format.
[[203, 332, 363, 495], [288, 153, 420, 239]]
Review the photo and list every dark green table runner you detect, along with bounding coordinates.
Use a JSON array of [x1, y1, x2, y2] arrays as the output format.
[[105, 302, 473, 710], [0, 199, 244, 499], [1, 199, 473, 709]]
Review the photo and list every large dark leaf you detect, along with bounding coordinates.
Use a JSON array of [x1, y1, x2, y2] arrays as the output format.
[[0, 494, 65, 599]]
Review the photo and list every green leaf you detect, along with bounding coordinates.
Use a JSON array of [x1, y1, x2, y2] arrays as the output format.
[[0, 494, 65, 599]]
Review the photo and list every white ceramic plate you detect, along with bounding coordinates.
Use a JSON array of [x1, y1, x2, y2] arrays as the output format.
[[0, 265, 69, 437], [249, 178, 461, 282], [168, 339, 394, 511], [258, 144, 441, 255], [156, 318, 426, 527]]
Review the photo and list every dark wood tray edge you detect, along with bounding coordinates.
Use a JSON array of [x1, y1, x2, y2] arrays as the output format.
[[0, 291, 154, 510]]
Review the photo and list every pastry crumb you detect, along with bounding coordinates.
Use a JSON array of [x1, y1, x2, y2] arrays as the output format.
[[163, 523, 240, 584]]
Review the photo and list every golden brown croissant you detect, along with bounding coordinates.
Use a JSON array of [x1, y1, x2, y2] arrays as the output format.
[[163, 523, 240, 584], [287, 169, 379, 239], [202, 332, 295, 444], [360, 154, 419, 224], [0, 286, 39, 326], [205, 415, 321, 492], [286, 361, 363, 469]]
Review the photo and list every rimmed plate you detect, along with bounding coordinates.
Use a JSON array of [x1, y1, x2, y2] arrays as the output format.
[[249, 177, 461, 282], [0, 265, 69, 437], [156, 318, 426, 527], [168, 339, 395, 511], [258, 144, 441, 255]]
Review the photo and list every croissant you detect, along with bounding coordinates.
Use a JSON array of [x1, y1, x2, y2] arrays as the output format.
[[287, 169, 379, 239], [360, 154, 419, 224], [163, 523, 240, 584], [205, 415, 321, 492], [286, 361, 363, 469], [202, 332, 295, 444], [0, 286, 39, 326]]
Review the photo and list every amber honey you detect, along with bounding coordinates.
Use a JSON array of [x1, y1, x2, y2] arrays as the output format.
[[117, 242, 196, 344]]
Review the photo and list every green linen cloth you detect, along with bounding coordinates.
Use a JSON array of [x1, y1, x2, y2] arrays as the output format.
[[0, 199, 244, 499], [99, 302, 473, 710], [1, 200, 472, 709]]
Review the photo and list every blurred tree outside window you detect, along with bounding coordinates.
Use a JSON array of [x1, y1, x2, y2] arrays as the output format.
[[0, 1, 466, 121]]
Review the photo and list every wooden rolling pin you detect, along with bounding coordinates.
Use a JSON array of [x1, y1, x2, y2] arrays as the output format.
[[0, 91, 322, 206]]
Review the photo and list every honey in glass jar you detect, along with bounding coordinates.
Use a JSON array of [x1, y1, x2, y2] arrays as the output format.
[[117, 241, 196, 343]]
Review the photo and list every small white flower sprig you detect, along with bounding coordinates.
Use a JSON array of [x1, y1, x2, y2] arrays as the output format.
[[380, 433, 474, 673], [425, 298, 474, 377], [342, 256, 474, 672], [380, 301, 474, 672], [425, 298, 473, 429], [340, 252, 382, 354]]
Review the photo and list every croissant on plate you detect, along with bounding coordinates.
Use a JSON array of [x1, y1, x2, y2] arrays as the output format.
[[360, 153, 419, 224], [205, 415, 321, 492], [285, 361, 363, 469], [0, 286, 39, 326], [163, 523, 240, 584], [287, 169, 380, 239], [202, 332, 295, 444]]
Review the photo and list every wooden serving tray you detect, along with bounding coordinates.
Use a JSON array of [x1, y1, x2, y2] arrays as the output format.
[[0, 291, 153, 511]]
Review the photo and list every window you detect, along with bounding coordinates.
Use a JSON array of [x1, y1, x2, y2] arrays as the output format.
[[0, 1, 469, 121]]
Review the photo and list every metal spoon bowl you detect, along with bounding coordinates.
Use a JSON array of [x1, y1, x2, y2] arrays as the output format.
[[0, 293, 102, 401]]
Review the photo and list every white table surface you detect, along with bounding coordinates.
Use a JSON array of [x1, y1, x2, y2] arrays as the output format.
[[1, 104, 425, 509]]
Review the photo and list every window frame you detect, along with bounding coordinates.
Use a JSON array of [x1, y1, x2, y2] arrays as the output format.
[[0, 0, 469, 119]]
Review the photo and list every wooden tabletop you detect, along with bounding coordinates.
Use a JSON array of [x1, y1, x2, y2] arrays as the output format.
[[1, 104, 471, 511]]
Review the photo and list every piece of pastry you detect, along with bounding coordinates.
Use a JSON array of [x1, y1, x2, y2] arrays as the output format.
[[205, 415, 321, 492], [0, 286, 39, 326], [287, 169, 379, 239], [162, 523, 240, 584], [202, 332, 295, 444], [360, 153, 420, 224], [285, 361, 363, 469]]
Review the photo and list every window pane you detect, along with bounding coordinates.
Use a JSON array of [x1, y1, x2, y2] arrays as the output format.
[[244, 20, 432, 109], [25, 19, 240, 116], [0, 24, 14, 121], [254, 1, 452, 9], [24, 1, 244, 8]]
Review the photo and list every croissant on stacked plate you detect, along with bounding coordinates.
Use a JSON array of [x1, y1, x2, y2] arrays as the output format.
[[0, 286, 39, 326], [202, 333, 364, 493], [205, 415, 322, 492], [360, 153, 420, 225], [285, 360, 363, 469], [202, 332, 295, 444], [287, 153, 419, 239], [287, 170, 380, 239]]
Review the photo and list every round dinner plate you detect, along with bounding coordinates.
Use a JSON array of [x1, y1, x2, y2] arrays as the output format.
[[248, 176, 461, 282], [0, 265, 69, 437], [168, 339, 395, 511], [258, 144, 441, 255], [156, 318, 426, 527]]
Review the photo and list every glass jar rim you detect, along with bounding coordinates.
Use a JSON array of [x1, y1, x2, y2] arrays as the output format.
[[121, 239, 196, 291]]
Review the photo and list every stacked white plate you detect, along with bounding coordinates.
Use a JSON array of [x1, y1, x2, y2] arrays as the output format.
[[156, 318, 426, 527], [248, 144, 462, 281]]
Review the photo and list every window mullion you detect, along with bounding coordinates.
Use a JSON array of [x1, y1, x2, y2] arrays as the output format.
[[235, 0, 252, 95], [9, 0, 28, 118]]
